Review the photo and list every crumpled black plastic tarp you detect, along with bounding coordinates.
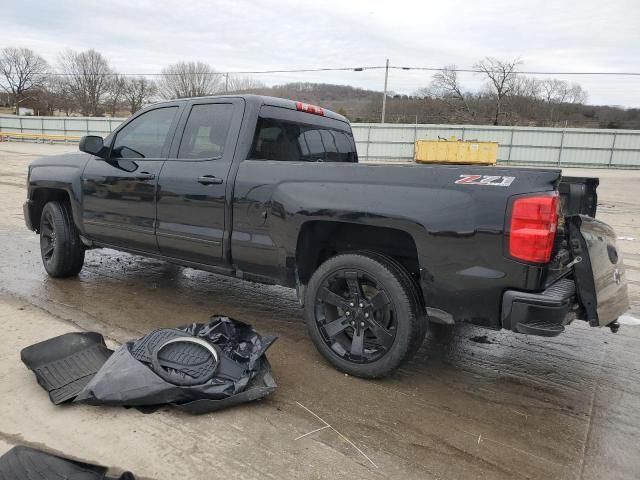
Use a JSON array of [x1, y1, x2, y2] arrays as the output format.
[[0, 445, 135, 480], [21, 316, 277, 414]]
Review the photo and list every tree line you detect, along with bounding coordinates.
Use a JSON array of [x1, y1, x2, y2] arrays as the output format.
[[0, 46, 264, 116], [252, 81, 638, 129], [1, 46, 637, 128], [414, 58, 588, 126]]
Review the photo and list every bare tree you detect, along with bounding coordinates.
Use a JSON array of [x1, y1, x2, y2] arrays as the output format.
[[511, 76, 541, 98], [227, 75, 266, 92], [157, 61, 222, 99], [540, 79, 587, 105], [474, 57, 521, 125], [58, 49, 113, 115], [425, 65, 476, 121], [540, 79, 567, 104], [123, 76, 157, 113], [503, 76, 541, 125], [539, 79, 588, 125], [105, 74, 127, 116], [47, 76, 76, 115], [0, 47, 49, 114], [29, 82, 59, 116], [566, 83, 587, 104], [0, 91, 10, 107]]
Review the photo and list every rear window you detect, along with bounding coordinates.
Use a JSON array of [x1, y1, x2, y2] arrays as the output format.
[[249, 117, 357, 163]]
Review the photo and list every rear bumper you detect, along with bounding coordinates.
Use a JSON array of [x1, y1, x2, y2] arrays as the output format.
[[501, 279, 576, 337], [23, 200, 35, 231]]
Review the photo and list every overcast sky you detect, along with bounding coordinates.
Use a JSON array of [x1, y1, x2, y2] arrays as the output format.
[[2, 0, 639, 107]]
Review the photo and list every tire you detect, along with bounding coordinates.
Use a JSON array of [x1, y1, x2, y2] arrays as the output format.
[[355, 250, 428, 357], [304, 252, 426, 378], [39, 201, 85, 278]]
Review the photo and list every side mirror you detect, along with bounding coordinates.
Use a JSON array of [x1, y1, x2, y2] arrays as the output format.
[[79, 135, 106, 158]]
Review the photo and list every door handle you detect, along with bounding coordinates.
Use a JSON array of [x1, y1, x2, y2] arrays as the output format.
[[198, 175, 223, 185], [135, 172, 156, 180]]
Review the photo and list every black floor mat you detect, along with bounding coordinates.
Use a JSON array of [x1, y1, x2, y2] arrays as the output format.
[[130, 328, 219, 380], [21, 332, 112, 404], [130, 328, 245, 381], [0, 445, 134, 480]]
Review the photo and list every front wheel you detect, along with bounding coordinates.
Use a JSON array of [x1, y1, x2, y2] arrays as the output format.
[[304, 253, 426, 378], [39, 201, 85, 277]]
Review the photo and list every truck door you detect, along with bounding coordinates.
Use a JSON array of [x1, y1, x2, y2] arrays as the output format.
[[81, 105, 180, 253], [156, 98, 244, 265]]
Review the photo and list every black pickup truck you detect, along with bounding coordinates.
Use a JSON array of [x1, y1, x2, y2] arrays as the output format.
[[23, 95, 629, 378]]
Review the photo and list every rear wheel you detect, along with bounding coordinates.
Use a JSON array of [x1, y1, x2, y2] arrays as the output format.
[[39, 201, 85, 278], [357, 250, 428, 357], [304, 252, 426, 378]]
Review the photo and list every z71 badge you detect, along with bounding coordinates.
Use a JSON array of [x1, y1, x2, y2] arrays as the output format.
[[455, 175, 515, 187]]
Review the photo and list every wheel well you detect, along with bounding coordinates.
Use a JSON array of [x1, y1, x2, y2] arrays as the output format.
[[296, 221, 421, 286], [30, 188, 71, 232]]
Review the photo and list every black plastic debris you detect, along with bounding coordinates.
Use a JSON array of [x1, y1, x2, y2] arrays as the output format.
[[0, 445, 134, 480], [21, 332, 112, 404], [21, 316, 277, 414]]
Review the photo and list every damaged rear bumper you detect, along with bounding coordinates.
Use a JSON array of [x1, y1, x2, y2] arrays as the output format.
[[501, 279, 576, 337], [502, 215, 630, 337]]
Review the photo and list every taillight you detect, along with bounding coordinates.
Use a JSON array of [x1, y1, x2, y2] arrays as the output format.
[[296, 101, 324, 116], [509, 193, 559, 263]]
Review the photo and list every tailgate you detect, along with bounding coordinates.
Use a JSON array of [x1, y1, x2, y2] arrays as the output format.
[[568, 215, 629, 327]]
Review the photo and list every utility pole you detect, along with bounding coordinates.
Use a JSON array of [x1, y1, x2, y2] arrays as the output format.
[[224, 73, 229, 93], [381, 58, 389, 123]]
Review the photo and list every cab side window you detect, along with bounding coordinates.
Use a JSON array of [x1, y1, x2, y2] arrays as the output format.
[[177, 103, 234, 160], [111, 107, 178, 159]]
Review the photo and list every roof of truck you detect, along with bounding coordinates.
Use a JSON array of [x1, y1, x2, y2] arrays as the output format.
[[151, 94, 349, 123]]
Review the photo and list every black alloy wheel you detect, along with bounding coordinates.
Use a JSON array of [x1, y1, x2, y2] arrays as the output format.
[[315, 269, 396, 363], [39, 201, 85, 277], [40, 208, 57, 265], [305, 252, 425, 378]]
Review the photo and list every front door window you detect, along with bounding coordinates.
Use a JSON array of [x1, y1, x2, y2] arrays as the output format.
[[111, 107, 178, 159]]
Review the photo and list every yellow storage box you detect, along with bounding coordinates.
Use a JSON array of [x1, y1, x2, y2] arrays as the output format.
[[415, 136, 498, 165]]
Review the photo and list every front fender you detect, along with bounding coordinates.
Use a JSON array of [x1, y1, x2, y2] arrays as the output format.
[[27, 153, 90, 233]]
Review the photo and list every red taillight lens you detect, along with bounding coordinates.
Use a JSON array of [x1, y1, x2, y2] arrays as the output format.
[[296, 101, 324, 116], [509, 193, 559, 263]]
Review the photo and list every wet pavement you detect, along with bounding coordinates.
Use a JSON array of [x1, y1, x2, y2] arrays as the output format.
[[1, 143, 639, 479]]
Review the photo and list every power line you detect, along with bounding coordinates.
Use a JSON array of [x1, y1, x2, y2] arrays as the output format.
[[41, 65, 640, 77], [397, 66, 640, 76], [43, 66, 386, 76]]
